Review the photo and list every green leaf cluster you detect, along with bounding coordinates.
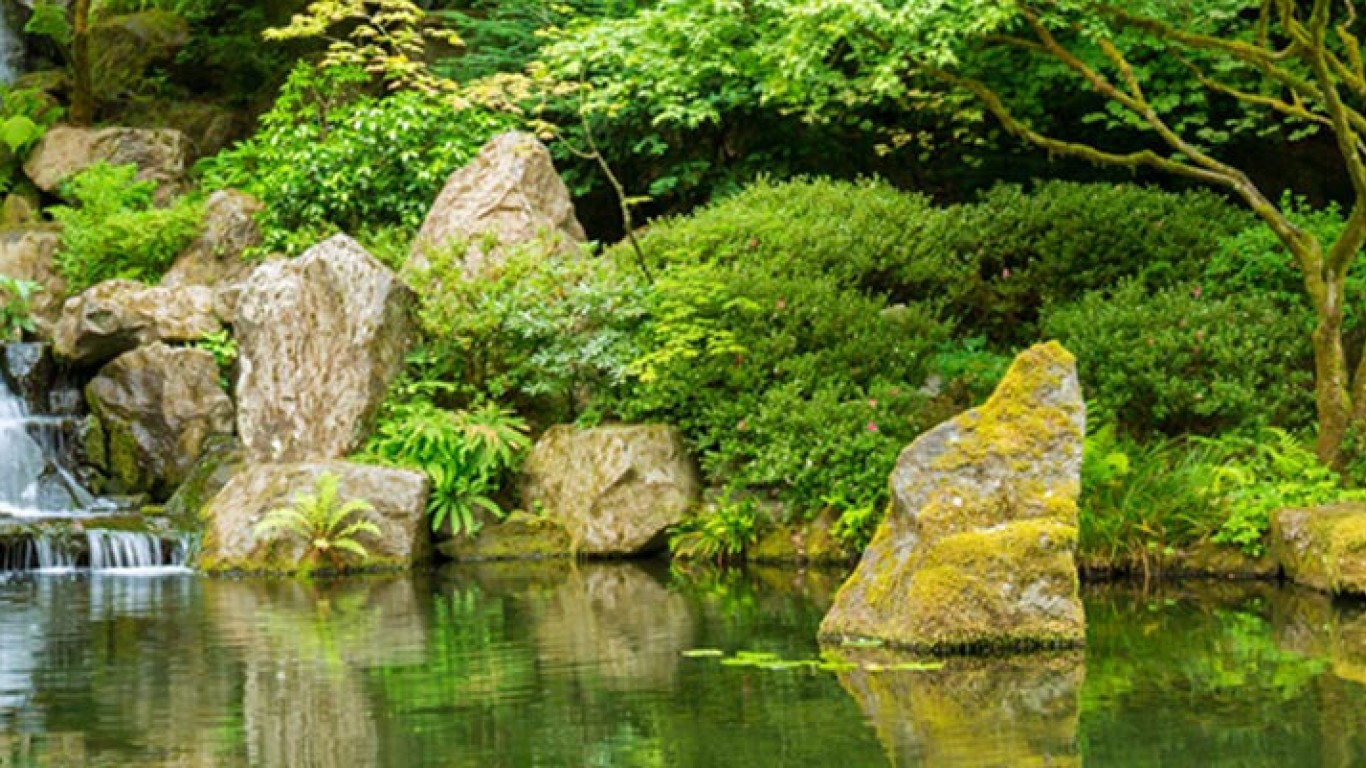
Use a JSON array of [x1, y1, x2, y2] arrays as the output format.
[[49, 163, 204, 293], [0, 276, 41, 342], [253, 471, 384, 573]]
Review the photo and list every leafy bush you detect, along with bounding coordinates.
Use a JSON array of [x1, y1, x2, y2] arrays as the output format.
[[200, 63, 513, 253], [669, 493, 761, 563], [894, 181, 1252, 344], [0, 276, 40, 341], [253, 471, 382, 573], [0, 86, 62, 192], [361, 389, 531, 537], [49, 163, 204, 293], [1043, 281, 1312, 436]]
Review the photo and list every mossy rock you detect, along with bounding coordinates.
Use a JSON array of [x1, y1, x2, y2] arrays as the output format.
[[819, 343, 1086, 653], [164, 434, 245, 520], [438, 514, 573, 562], [750, 511, 851, 565], [1272, 504, 1366, 595], [91, 10, 190, 98]]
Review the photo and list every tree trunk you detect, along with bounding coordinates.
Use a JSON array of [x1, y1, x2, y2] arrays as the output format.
[[70, 0, 93, 127], [1312, 276, 1353, 467]]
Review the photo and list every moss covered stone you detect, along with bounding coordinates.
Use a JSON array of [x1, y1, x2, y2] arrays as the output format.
[[819, 342, 1086, 652], [750, 510, 851, 565], [1272, 503, 1366, 595], [438, 514, 572, 562]]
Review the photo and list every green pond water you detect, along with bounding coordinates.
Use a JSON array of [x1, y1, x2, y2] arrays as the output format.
[[1, 563, 1365, 767]]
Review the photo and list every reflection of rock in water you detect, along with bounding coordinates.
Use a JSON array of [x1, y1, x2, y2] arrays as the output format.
[[1274, 587, 1366, 685], [833, 650, 1084, 768], [204, 577, 431, 768], [531, 564, 695, 687]]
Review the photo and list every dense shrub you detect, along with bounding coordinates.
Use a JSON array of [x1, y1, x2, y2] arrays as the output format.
[[200, 64, 513, 253], [894, 181, 1253, 344], [50, 163, 204, 293], [1043, 281, 1312, 436]]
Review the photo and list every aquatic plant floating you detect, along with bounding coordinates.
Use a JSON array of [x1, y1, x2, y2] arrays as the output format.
[[682, 649, 945, 673]]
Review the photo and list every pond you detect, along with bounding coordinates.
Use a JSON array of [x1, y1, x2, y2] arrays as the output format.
[[0, 563, 1364, 767]]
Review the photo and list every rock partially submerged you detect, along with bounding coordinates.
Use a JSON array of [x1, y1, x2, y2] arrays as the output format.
[[411, 131, 586, 277], [520, 424, 700, 556], [1272, 504, 1366, 595], [235, 234, 413, 463], [198, 462, 430, 573], [53, 280, 221, 367], [819, 342, 1086, 652], [85, 343, 233, 499]]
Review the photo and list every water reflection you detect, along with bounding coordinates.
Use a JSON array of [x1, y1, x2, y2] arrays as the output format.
[[833, 650, 1083, 767], [1, 570, 1366, 766]]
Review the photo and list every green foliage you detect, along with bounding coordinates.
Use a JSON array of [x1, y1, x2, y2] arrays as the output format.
[[1044, 281, 1312, 436], [669, 493, 761, 564], [1200, 429, 1366, 558], [827, 496, 883, 554], [1081, 426, 1366, 564], [24, 2, 72, 47], [912, 182, 1252, 343], [201, 63, 513, 254], [49, 163, 204, 293], [194, 329, 237, 389], [0, 276, 40, 341], [403, 241, 647, 422], [0, 87, 63, 193], [362, 390, 531, 537], [253, 471, 383, 573]]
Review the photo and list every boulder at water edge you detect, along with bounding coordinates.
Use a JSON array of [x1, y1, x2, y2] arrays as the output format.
[[410, 131, 586, 277], [235, 234, 413, 463], [53, 279, 222, 366], [819, 342, 1087, 652], [198, 462, 430, 573], [1271, 504, 1366, 595], [85, 343, 233, 499], [24, 127, 190, 202], [520, 425, 700, 556]]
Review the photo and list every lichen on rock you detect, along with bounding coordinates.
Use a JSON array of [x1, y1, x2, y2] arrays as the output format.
[[819, 342, 1086, 652]]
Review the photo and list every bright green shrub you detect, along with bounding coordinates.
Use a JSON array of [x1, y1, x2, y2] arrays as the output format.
[[0, 276, 40, 341], [200, 63, 514, 253], [49, 163, 204, 293], [669, 492, 761, 563], [1043, 281, 1312, 436], [361, 393, 531, 538]]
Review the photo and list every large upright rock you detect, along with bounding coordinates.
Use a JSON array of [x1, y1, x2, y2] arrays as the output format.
[[410, 131, 586, 277], [235, 234, 413, 463], [85, 343, 233, 499], [1271, 504, 1366, 595], [24, 127, 190, 201], [53, 280, 221, 366], [819, 342, 1086, 652], [0, 228, 65, 335], [162, 189, 264, 322], [198, 462, 431, 573], [520, 424, 700, 555]]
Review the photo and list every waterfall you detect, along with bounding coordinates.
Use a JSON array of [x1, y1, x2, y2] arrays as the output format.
[[0, 370, 50, 517], [86, 530, 191, 572], [0, 2, 24, 84]]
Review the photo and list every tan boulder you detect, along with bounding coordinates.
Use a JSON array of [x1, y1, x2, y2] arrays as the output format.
[[410, 131, 586, 277], [162, 189, 264, 322], [235, 234, 413, 463], [198, 462, 431, 573], [520, 424, 700, 555], [24, 126, 190, 202], [0, 227, 65, 335], [1271, 503, 1366, 595], [819, 342, 1087, 652], [85, 343, 233, 499], [53, 279, 221, 366]]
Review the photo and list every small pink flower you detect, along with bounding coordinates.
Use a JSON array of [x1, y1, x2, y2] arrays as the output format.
[[776, 299, 787, 311], [867, 421, 879, 432], [1002, 267, 1012, 279], [738, 420, 748, 432], [869, 399, 878, 409]]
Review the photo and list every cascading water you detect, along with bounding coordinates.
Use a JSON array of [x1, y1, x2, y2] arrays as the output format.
[[1, 347, 191, 574], [0, 2, 25, 84]]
